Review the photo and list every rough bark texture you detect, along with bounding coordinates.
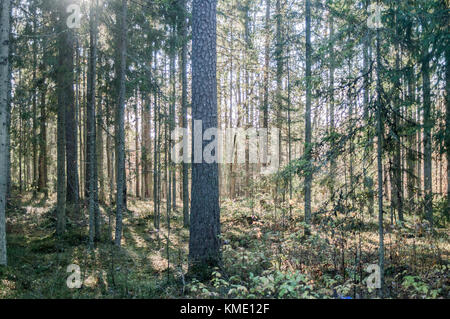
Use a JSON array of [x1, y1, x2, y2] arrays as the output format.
[[189, 0, 221, 275]]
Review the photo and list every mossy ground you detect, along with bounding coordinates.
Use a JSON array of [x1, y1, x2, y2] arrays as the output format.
[[0, 191, 448, 299]]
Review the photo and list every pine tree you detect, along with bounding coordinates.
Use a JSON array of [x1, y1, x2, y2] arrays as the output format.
[[189, 0, 221, 275]]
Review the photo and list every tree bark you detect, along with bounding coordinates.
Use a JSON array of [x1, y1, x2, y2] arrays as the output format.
[[189, 0, 221, 274]]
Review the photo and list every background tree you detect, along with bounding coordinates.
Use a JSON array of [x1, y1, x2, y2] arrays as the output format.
[[0, 0, 12, 266]]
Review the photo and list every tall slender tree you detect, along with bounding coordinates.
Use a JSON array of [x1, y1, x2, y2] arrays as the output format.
[[446, 35, 450, 217], [115, 0, 128, 247], [375, 13, 385, 296], [56, 0, 77, 236], [0, 0, 12, 266], [304, 0, 312, 232], [178, 0, 190, 228], [87, 0, 100, 246], [65, 2, 79, 213], [422, 41, 433, 228]]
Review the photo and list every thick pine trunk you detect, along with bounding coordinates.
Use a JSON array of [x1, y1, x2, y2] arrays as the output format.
[[189, 0, 221, 274]]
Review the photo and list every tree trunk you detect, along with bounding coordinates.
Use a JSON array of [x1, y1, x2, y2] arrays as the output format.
[[329, 10, 337, 200], [56, 0, 77, 236], [32, 8, 38, 198], [406, 62, 416, 212], [275, 0, 283, 205], [65, 9, 79, 212], [97, 92, 105, 204], [422, 48, 433, 228], [0, 0, 12, 266], [179, 0, 190, 228], [363, 1, 374, 217], [263, 0, 270, 166], [38, 38, 48, 196], [135, 93, 140, 198], [170, 25, 176, 211], [115, 0, 128, 247], [376, 25, 385, 297], [392, 10, 403, 223], [87, 1, 100, 246], [189, 0, 221, 274], [153, 70, 161, 229], [445, 38, 450, 218], [304, 0, 312, 231]]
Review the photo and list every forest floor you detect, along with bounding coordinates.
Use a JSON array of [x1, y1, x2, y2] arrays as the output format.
[[0, 191, 449, 299]]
